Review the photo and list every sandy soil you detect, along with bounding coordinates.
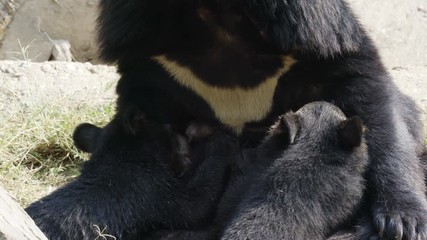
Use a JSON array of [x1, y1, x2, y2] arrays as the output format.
[[0, 61, 118, 124]]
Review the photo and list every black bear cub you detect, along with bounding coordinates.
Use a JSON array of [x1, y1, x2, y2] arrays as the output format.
[[25, 106, 237, 240], [219, 101, 369, 240], [147, 101, 370, 240]]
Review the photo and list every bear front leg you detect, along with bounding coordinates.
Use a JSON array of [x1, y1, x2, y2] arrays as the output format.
[[335, 80, 427, 240]]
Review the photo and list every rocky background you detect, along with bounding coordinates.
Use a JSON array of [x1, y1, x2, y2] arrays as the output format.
[[0, 0, 99, 62]]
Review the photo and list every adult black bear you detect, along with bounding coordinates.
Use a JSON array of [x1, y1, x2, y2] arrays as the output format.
[[146, 101, 370, 240], [25, 107, 236, 240], [98, 0, 427, 239]]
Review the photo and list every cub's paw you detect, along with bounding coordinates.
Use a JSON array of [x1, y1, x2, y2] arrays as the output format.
[[372, 201, 427, 240]]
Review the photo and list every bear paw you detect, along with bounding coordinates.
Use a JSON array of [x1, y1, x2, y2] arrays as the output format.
[[372, 201, 427, 240]]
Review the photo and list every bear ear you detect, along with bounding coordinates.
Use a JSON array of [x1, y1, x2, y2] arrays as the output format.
[[276, 112, 299, 144], [260, 112, 300, 157], [268, 112, 299, 145], [123, 106, 146, 135], [73, 123, 102, 153], [337, 116, 364, 149]]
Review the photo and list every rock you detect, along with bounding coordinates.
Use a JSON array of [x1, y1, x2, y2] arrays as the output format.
[[0, 0, 18, 42], [0, 187, 47, 240], [0, 0, 98, 62], [51, 39, 73, 62], [347, 0, 427, 126], [391, 66, 427, 122], [347, 0, 427, 67]]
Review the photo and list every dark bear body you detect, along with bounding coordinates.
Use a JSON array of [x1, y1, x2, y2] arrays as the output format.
[[25, 108, 236, 240], [147, 101, 370, 240], [219, 102, 369, 240], [98, 0, 427, 239]]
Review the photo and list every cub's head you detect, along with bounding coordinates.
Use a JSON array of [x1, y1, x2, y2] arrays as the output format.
[[73, 106, 191, 176], [261, 101, 368, 166]]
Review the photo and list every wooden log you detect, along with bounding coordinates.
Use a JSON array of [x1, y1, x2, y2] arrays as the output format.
[[0, 187, 47, 240]]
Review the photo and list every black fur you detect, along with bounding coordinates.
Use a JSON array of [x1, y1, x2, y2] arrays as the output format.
[[72, 123, 101, 153], [97, 0, 363, 62], [25, 109, 236, 240], [220, 102, 369, 239], [146, 102, 370, 240], [97, 0, 427, 239]]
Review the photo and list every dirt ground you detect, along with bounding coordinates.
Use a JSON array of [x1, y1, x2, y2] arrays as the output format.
[[0, 61, 117, 118]]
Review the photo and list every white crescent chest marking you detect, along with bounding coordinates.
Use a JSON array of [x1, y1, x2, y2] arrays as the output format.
[[152, 55, 296, 133]]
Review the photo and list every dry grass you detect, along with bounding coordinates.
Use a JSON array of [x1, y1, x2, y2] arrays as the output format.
[[0, 100, 114, 207]]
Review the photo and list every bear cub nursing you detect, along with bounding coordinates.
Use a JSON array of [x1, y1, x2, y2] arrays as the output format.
[[25, 106, 236, 240], [147, 101, 370, 240], [27, 102, 370, 240], [219, 102, 369, 240]]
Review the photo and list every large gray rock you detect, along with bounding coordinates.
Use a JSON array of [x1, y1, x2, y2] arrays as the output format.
[[0, 0, 19, 42], [347, 0, 427, 125], [348, 0, 427, 67], [0, 187, 47, 240], [0, 0, 99, 62]]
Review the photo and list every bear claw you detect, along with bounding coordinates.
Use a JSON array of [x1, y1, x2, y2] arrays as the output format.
[[373, 206, 427, 240]]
